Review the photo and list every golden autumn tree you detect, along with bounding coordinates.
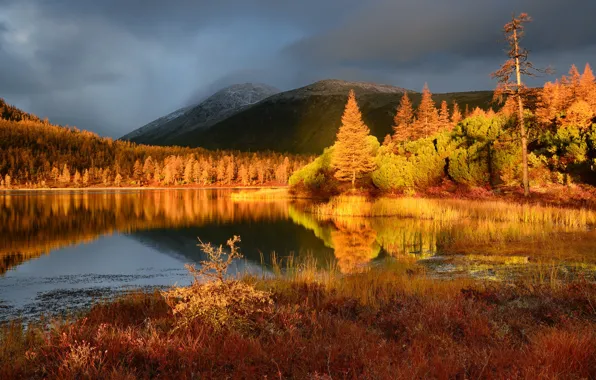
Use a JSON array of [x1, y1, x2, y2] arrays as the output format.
[[331, 90, 377, 188], [114, 173, 122, 187], [492, 13, 547, 197], [536, 80, 564, 124], [73, 170, 81, 186], [451, 101, 462, 125], [565, 64, 581, 101], [192, 160, 202, 183], [565, 100, 594, 130], [392, 92, 415, 142], [438, 100, 451, 130], [579, 63, 596, 110], [132, 159, 142, 181], [60, 164, 71, 184], [413, 83, 439, 138], [331, 221, 378, 274]]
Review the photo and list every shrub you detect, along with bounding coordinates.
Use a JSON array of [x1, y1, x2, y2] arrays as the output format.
[[289, 146, 335, 189], [448, 115, 516, 187], [163, 236, 272, 331], [448, 146, 489, 186], [404, 137, 446, 188], [372, 148, 415, 192]]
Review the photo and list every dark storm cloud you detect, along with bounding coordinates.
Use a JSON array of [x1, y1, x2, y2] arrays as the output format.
[[283, 0, 596, 73], [0, 0, 594, 137]]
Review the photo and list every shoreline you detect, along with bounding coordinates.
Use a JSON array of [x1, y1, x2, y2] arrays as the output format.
[[2, 184, 595, 210], [0, 185, 287, 193]]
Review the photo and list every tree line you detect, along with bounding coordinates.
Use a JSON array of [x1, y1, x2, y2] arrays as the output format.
[[0, 112, 311, 189], [291, 13, 596, 196], [291, 62, 596, 194]]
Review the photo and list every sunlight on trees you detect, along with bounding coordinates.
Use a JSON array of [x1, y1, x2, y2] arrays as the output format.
[[330, 90, 377, 189]]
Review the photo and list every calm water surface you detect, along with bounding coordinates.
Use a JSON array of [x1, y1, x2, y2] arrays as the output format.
[[1, 189, 594, 321]]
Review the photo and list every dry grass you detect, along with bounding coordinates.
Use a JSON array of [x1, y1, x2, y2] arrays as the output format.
[[1, 257, 595, 379], [230, 188, 290, 201], [311, 195, 596, 227]]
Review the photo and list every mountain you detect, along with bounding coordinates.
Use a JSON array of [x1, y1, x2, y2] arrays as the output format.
[[121, 83, 280, 145], [161, 79, 495, 154]]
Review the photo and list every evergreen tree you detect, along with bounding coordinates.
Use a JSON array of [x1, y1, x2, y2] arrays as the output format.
[[102, 168, 111, 186], [330, 90, 377, 188], [192, 161, 201, 183], [413, 83, 439, 138], [60, 164, 71, 184], [73, 170, 81, 185], [184, 158, 194, 184], [143, 157, 154, 182], [225, 159, 236, 184], [565, 64, 581, 100], [51, 167, 60, 181], [579, 63, 596, 110], [438, 100, 451, 130], [133, 160, 143, 181], [392, 92, 414, 142], [239, 164, 249, 186], [451, 101, 463, 125]]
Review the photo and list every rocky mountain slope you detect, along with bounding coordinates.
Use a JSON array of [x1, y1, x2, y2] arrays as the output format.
[[121, 83, 280, 145]]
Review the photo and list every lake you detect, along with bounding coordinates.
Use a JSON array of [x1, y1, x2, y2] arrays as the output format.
[[1, 189, 595, 321]]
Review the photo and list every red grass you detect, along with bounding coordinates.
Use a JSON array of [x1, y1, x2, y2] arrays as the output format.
[[1, 277, 595, 379]]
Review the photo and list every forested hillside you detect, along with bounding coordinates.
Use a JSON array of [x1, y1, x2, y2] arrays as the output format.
[[163, 80, 496, 153], [0, 108, 310, 189]]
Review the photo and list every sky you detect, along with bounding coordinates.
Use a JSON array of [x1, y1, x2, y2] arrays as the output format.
[[0, 0, 595, 138]]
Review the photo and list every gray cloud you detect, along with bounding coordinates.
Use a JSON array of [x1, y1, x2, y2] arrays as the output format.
[[0, 0, 594, 137]]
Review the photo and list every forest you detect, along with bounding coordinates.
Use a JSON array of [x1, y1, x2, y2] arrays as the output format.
[[290, 63, 596, 196], [0, 99, 311, 189]]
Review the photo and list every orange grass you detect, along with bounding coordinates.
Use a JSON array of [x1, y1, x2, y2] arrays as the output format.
[[1, 264, 595, 379]]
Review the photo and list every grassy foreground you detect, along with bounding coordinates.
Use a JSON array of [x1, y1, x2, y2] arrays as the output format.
[[1, 255, 595, 379]]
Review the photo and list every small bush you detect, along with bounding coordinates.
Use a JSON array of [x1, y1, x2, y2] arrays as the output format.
[[163, 236, 272, 331], [372, 149, 414, 192]]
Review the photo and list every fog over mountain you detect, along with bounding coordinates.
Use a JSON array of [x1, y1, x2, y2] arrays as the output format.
[[0, 0, 594, 137]]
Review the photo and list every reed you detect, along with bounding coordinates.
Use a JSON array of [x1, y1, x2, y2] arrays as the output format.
[[230, 188, 290, 201], [311, 196, 596, 227]]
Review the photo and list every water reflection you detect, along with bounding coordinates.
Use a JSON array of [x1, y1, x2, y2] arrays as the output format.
[[0, 190, 292, 274], [1, 190, 595, 280], [288, 204, 596, 279]]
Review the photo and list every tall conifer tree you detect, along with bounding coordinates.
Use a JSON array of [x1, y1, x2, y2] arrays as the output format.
[[451, 101, 463, 125], [331, 90, 376, 188], [438, 100, 450, 130], [414, 83, 439, 138], [392, 92, 414, 142], [579, 63, 596, 110]]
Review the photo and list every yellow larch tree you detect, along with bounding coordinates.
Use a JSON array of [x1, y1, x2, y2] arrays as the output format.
[[331, 90, 377, 189]]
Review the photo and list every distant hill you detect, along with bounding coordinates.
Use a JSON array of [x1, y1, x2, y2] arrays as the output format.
[[0, 98, 41, 123], [121, 83, 280, 145], [137, 79, 495, 154]]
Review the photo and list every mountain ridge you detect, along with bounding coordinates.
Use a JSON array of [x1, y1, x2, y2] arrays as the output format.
[[120, 79, 495, 153], [121, 82, 280, 144]]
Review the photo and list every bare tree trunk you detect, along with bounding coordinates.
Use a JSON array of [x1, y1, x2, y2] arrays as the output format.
[[514, 29, 530, 197]]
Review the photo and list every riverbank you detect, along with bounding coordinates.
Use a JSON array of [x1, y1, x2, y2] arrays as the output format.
[[1, 261, 594, 379]]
